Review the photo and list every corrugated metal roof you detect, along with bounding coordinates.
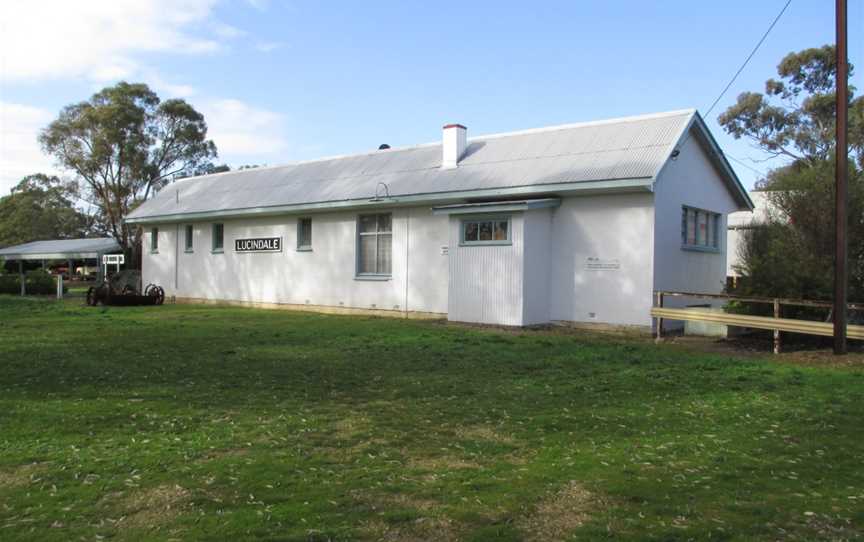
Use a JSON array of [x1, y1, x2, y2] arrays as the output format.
[[0, 238, 121, 259], [128, 109, 704, 223]]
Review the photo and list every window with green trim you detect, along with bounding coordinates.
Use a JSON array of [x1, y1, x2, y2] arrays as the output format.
[[297, 218, 312, 251], [681, 206, 720, 250], [461, 217, 510, 245], [150, 227, 159, 253], [184, 224, 193, 252], [357, 214, 392, 275], [212, 223, 224, 253]]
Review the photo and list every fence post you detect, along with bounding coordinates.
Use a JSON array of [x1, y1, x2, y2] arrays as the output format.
[[773, 299, 781, 354], [56, 275, 63, 300], [655, 291, 664, 343], [19, 260, 25, 296]]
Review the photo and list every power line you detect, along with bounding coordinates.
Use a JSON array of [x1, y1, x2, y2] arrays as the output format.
[[704, 0, 793, 117], [711, 1, 792, 183], [726, 154, 767, 178], [674, 1, 791, 175]]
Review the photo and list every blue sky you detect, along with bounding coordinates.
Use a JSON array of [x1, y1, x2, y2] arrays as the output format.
[[1, 0, 861, 195]]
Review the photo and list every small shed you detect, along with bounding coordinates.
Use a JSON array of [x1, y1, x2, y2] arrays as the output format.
[[0, 238, 122, 288]]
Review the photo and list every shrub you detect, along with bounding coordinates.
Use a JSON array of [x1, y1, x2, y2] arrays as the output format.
[[732, 161, 863, 304], [26, 270, 58, 295], [0, 274, 19, 294], [0, 271, 67, 295]]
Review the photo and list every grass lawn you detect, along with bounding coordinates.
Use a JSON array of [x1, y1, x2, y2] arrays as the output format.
[[1, 296, 862, 541]]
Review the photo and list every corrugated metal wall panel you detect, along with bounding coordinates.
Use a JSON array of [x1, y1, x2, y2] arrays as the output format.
[[522, 209, 552, 325], [447, 215, 524, 326]]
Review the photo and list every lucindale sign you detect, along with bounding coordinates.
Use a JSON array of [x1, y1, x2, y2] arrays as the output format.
[[235, 237, 282, 253]]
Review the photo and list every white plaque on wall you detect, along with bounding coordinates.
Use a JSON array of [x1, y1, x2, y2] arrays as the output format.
[[585, 257, 620, 270]]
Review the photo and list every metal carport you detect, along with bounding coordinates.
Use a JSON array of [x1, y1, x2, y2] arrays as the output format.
[[0, 238, 121, 294]]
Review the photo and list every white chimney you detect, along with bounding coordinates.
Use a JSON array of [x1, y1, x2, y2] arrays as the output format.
[[441, 123, 467, 169]]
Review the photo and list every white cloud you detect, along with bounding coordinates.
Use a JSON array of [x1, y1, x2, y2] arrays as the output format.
[[0, 0, 222, 83], [201, 99, 290, 158], [157, 82, 199, 99], [0, 97, 293, 194], [0, 2, 296, 188], [211, 21, 247, 40], [142, 70, 199, 99], [0, 102, 60, 194]]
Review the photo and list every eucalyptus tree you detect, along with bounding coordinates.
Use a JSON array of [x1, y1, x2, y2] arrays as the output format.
[[39, 82, 217, 253], [720, 46, 864, 301], [0, 174, 91, 248]]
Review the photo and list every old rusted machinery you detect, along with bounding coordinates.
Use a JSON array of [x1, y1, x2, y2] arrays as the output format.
[[86, 270, 165, 306]]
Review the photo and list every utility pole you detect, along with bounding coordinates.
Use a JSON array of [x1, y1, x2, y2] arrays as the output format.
[[834, 0, 848, 355]]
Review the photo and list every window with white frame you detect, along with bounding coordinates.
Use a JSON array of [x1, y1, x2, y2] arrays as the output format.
[[184, 224, 193, 252], [357, 213, 392, 275], [212, 223, 224, 253], [681, 206, 720, 250], [150, 227, 159, 252], [461, 217, 510, 245], [297, 218, 312, 251]]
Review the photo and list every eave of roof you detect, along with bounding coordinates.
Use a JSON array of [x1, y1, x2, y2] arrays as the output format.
[[663, 112, 755, 211], [431, 198, 561, 215], [0, 251, 112, 261], [0, 238, 122, 260]]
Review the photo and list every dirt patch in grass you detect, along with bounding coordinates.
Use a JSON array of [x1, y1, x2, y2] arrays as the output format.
[[797, 513, 863, 540], [106, 484, 191, 532], [332, 414, 373, 440], [362, 517, 460, 542], [770, 348, 864, 368], [454, 425, 517, 444], [517, 480, 597, 541], [668, 335, 864, 367], [406, 454, 481, 472], [355, 490, 441, 512], [403, 443, 531, 477], [354, 490, 461, 541], [312, 415, 383, 461], [0, 463, 46, 489], [196, 447, 251, 463]]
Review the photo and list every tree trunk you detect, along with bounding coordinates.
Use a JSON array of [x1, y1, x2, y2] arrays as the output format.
[[130, 227, 142, 271]]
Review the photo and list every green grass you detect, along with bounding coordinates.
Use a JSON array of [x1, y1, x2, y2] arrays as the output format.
[[1, 296, 862, 541]]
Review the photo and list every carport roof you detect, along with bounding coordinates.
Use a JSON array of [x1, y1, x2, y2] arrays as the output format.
[[0, 238, 121, 260]]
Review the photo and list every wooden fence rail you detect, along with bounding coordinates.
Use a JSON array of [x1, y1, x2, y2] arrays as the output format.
[[652, 291, 864, 354]]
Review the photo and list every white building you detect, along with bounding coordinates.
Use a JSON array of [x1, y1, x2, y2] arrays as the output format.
[[726, 191, 772, 279], [126, 109, 753, 328]]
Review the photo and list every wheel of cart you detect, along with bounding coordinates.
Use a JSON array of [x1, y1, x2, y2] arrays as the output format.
[[86, 282, 109, 306], [144, 284, 165, 305], [86, 285, 98, 306]]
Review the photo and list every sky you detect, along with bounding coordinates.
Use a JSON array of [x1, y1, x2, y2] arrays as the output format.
[[0, 0, 861, 196]]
